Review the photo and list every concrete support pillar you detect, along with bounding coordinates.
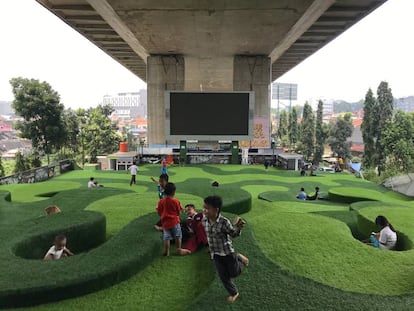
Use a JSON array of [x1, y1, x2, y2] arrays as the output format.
[[147, 55, 184, 145], [233, 56, 271, 118]]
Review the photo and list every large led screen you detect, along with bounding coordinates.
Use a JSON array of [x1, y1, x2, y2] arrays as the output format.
[[165, 91, 254, 140]]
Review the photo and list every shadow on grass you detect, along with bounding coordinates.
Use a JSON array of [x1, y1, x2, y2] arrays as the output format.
[[312, 209, 364, 240], [187, 217, 414, 311], [313, 209, 413, 252]]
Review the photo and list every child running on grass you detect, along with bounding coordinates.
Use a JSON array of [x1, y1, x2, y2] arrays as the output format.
[[156, 182, 182, 256], [202, 195, 249, 303]]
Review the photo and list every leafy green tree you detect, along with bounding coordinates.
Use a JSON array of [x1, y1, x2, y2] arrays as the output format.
[[314, 100, 328, 164], [381, 110, 414, 172], [376, 81, 394, 171], [78, 104, 121, 163], [59, 108, 80, 160], [10, 77, 66, 164], [0, 155, 4, 177], [299, 102, 315, 160], [361, 88, 378, 168], [13, 151, 30, 173], [333, 100, 363, 114], [288, 107, 299, 147], [327, 113, 353, 160], [27, 151, 42, 168], [277, 109, 288, 142]]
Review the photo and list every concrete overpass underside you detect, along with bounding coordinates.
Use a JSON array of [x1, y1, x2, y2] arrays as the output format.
[[36, 0, 386, 144]]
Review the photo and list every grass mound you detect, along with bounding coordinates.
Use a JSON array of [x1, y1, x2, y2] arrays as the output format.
[[0, 209, 162, 308], [4, 165, 414, 310]]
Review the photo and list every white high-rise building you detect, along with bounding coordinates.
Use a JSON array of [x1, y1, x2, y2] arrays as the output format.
[[103, 90, 147, 119], [322, 99, 334, 116]]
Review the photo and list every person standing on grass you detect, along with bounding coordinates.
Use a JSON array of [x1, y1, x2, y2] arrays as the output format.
[[128, 162, 138, 186], [156, 182, 182, 256], [151, 173, 169, 231], [161, 158, 168, 175], [202, 195, 249, 303]]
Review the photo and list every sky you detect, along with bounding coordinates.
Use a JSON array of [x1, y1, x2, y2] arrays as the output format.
[[0, 0, 413, 109]]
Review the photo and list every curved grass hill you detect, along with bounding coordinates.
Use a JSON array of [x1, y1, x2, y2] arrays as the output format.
[[1, 165, 414, 310]]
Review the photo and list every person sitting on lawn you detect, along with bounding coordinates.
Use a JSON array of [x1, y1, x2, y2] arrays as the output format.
[[306, 187, 320, 200], [178, 204, 208, 256], [44, 234, 74, 260], [88, 177, 103, 188], [364, 215, 397, 250], [296, 188, 307, 200]]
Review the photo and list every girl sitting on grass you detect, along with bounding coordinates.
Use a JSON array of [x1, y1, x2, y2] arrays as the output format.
[[364, 215, 397, 250]]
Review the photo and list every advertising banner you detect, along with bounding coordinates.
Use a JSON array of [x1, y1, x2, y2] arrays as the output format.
[[239, 117, 270, 148]]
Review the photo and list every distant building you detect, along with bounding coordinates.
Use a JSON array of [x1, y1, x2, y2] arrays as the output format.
[[348, 118, 364, 154], [322, 99, 334, 116], [103, 90, 147, 119], [0, 101, 13, 115], [395, 96, 414, 112]]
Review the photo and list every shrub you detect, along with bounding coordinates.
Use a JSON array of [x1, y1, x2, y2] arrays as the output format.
[[0, 212, 162, 308]]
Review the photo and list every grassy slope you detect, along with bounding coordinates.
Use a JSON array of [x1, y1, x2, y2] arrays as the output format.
[[3, 165, 414, 310]]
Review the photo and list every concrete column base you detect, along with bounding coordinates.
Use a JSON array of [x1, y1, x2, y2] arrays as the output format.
[[147, 55, 184, 145]]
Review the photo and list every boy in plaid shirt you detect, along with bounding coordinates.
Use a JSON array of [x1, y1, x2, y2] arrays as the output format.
[[202, 195, 249, 303]]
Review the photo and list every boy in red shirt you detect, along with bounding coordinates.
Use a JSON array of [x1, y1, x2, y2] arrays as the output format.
[[156, 182, 182, 256]]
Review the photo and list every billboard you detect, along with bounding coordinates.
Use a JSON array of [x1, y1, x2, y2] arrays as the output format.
[[239, 117, 270, 148], [272, 83, 298, 100]]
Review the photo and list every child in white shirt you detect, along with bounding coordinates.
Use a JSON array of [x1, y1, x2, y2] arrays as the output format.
[[44, 234, 74, 260]]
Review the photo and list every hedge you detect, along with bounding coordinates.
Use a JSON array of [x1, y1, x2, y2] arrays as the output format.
[[13, 211, 106, 260], [0, 190, 11, 202], [176, 179, 252, 215], [328, 187, 379, 204], [353, 202, 413, 252], [0, 212, 161, 308], [0, 178, 251, 308]]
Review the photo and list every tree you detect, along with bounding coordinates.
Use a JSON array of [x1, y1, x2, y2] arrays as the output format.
[[13, 151, 30, 173], [0, 155, 4, 177], [78, 105, 121, 163], [328, 113, 354, 160], [361, 88, 378, 168], [314, 100, 328, 164], [288, 107, 299, 147], [10, 77, 66, 164], [277, 109, 288, 144], [299, 102, 315, 160], [59, 108, 80, 160], [381, 110, 414, 172], [376, 81, 394, 170]]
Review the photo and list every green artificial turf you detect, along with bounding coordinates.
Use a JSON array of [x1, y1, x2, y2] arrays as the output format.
[[3, 165, 414, 310]]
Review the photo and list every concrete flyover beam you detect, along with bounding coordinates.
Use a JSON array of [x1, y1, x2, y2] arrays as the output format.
[[86, 0, 149, 64], [269, 0, 335, 63]]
